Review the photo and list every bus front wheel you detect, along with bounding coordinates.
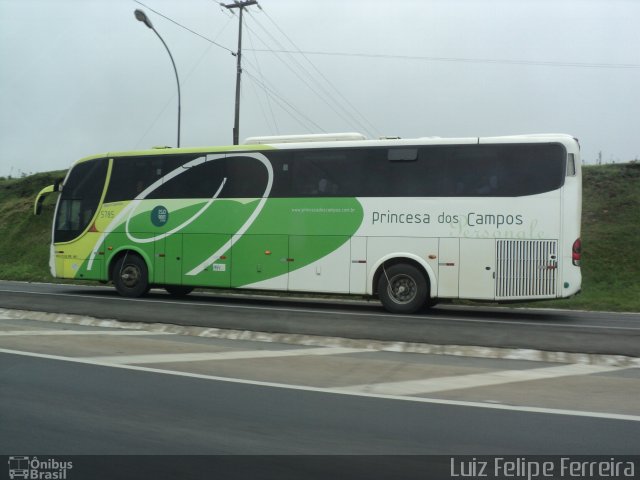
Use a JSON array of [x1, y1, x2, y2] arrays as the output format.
[[113, 254, 150, 298], [378, 264, 428, 314]]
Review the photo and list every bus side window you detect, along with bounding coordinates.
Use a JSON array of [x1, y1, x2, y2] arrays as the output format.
[[388, 148, 418, 162], [224, 156, 270, 198], [291, 150, 347, 196], [567, 153, 576, 176], [150, 156, 224, 199], [106, 158, 164, 201]]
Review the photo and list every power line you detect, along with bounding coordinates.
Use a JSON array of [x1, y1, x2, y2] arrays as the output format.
[[243, 68, 326, 132], [133, 0, 640, 72], [240, 50, 318, 127], [134, 0, 235, 55], [242, 19, 354, 132], [243, 67, 324, 132], [245, 48, 640, 70], [244, 12, 377, 137], [257, 8, 380, 137], [245, 24, 279, 134]]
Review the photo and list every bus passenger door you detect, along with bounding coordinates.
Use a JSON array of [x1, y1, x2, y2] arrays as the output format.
[[156, 234, 183, 286], [459, 238, 496, 300]]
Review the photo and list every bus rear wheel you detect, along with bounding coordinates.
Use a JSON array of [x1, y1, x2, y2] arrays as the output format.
[[378, 264, 428, 314], [165, 285, 194, 297], [113, 253, 150, 298]]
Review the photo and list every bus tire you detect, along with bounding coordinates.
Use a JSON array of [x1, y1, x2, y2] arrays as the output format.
[[424, 297, 438, 309], [165, 285, 194, 297], [378, 264, 428, 314], [113, 253, 150, 298]]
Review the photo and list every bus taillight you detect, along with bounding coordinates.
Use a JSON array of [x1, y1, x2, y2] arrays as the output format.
[[572, 238, 582, 266]]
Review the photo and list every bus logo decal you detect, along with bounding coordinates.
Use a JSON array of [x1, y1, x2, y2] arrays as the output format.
[[150, 205, 169, 227]]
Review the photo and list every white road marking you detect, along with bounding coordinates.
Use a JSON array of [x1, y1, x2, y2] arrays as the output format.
[[0, 330, 173, 336], [1, 347, 638, 422], [2, 308, 639, 367], [336, 363, 625, 395], [2, 288, 640, 331], [79, 347, 370, 365]]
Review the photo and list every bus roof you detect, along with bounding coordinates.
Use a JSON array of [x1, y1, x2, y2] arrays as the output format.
[[69, 133, 579, 166]]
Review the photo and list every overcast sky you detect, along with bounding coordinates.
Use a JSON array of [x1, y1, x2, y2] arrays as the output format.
[[1, 0, 639, 177]]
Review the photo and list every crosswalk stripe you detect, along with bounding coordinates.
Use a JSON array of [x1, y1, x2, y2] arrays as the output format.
[[337, 363, 626, 395], [0, 330, 173, 336], [77, 347, 370, 365]]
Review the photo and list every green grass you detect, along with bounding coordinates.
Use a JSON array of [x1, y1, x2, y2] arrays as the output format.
[[0, 171, 64, 281], [0, 163, 638, 311]]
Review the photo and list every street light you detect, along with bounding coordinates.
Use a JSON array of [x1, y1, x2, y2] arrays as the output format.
[[134, 9, 181, 148]]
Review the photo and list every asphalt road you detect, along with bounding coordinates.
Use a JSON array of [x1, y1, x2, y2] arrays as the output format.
[[0, 280, 639, 356], [2, 352, 638, 455], [1, 281, 638, 479]]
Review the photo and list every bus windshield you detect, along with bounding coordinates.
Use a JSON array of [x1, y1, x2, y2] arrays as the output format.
[[54, 158, 108, 243]]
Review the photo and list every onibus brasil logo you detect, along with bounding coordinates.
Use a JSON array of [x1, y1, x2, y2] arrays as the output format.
[[8, 456, 72, 479]]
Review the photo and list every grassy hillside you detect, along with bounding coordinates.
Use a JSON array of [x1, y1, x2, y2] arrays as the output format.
[[0, 171, 65, 281], [558, 162, 640, 311], [0, 163, 638, 311], [472, 161, 639, 312]]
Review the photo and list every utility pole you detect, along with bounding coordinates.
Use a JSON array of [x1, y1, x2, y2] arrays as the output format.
[[222, 0, 259, 145]]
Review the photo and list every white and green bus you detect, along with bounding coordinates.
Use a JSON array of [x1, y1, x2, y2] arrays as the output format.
[[35, 133, 582, 313]]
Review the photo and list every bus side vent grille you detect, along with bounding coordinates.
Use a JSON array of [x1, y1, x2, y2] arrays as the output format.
[[496, 240, 558, 299]]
